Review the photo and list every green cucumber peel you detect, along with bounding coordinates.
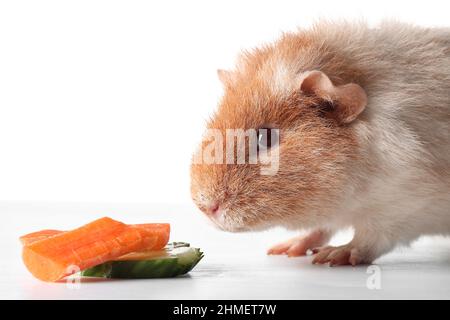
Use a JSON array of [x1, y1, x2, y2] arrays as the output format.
[[80, 242, 203, 279]]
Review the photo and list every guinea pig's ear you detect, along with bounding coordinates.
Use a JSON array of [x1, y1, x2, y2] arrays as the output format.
[[217, 69, 237, 86], [299, 70, 367, 124]]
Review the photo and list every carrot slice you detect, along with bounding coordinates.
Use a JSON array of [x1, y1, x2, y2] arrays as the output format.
[[21, 217, 170, 282], [133, 223, 170, 252], [20, 230, 61, 245], [20, 224, 170, 247]]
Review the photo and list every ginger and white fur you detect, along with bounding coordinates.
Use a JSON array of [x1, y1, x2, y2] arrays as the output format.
[[191, 21, 450, 265]]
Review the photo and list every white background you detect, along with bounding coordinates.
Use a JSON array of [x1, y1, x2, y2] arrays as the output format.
[[0, 0, 449, 204], [1, 1, 449, 300]]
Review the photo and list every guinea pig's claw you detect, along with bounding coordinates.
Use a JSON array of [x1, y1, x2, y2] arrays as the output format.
[[312, 245, 363, 266], [267, 243, 292, 255], [268, 238, 309, 257], [268, 230, 331, 257]]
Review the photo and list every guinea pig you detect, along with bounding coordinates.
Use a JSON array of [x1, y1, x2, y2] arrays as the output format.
[[190, 21, 450, 265]]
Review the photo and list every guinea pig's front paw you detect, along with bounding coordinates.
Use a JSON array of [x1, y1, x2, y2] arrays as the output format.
[[267, 229, 332, 257], [311, 245, 370, 266]]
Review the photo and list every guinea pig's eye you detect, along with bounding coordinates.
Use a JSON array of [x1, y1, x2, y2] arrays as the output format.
[[257, 127, 279, 150]]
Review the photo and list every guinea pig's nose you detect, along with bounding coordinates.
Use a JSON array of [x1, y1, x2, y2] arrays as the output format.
[[203, 201, 220, 216]]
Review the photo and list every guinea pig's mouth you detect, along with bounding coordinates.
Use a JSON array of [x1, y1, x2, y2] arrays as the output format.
[[199, 205, 262, 233], [192, 191, 265, 232], [203, 207, 241, 232]]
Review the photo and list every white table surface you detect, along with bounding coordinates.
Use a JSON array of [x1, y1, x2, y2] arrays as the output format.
[[1, 201, 449, 300]]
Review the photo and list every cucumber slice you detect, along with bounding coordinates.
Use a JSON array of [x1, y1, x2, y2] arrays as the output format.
[[81, 242, 203, 279]]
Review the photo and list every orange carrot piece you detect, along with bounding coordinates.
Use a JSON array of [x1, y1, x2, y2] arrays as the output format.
[[22, 217, 170, 282], [20, 224, 170, 248], [133, 223, 170, 251], [20, 230, 61, 246]]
